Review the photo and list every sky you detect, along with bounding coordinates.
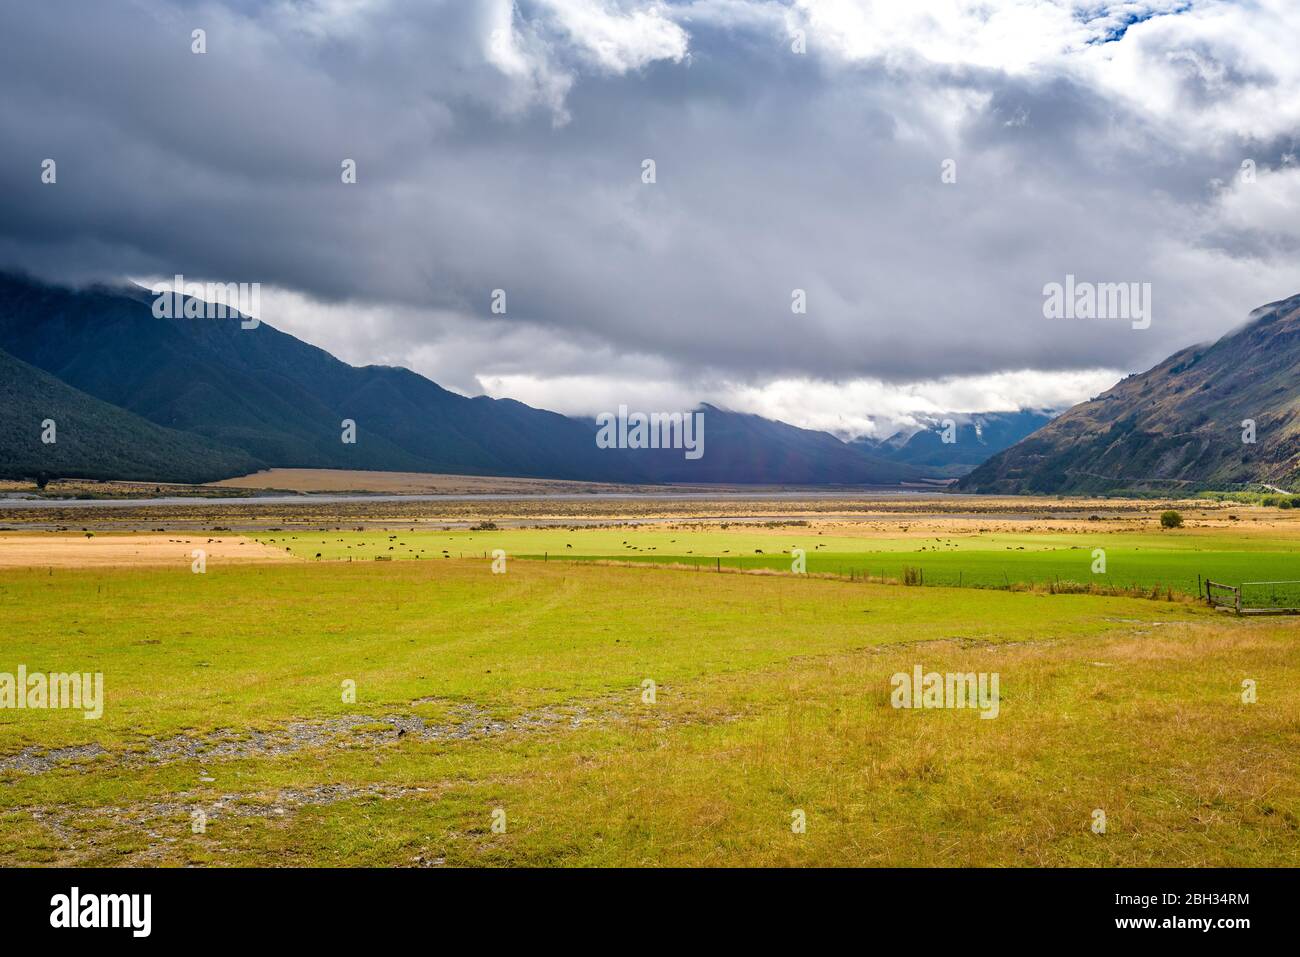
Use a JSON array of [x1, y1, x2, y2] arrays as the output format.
[[1, 0, 1298, 439]]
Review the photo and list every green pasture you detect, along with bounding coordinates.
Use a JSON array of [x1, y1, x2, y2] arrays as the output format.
[[264, 526, 1300, 596], [3, 557, 1298, 866], [0, 559, 1193, 754], [7, 556, 1300, 868]]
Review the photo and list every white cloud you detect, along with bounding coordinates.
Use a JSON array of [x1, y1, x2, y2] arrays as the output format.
[[8, 0, 1300, 443], [797, 0, 1096, 72], [1077, 0, 1300, 146], [202, 282, 1122, 440], [716, 369, 1122, 440], [540, 0, 689, 72], [1214, 161, 1300, 240], [794, 0, 1300, 149], [479, 0, 689, 120]]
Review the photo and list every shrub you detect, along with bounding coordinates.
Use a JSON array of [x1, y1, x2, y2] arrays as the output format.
[[1281, 499, 1294, 510], [1160, 510, 1183, 528]]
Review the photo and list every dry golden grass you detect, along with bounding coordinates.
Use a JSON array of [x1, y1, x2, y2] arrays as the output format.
[[0, 532, 293, 568]]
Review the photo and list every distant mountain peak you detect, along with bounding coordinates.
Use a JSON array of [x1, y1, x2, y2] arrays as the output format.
[[853, 409, 1057, 478]]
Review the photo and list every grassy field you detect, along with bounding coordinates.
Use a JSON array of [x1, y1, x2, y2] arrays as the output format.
[[1, 551, 1297, 866], [263, 524, 1300, 598]]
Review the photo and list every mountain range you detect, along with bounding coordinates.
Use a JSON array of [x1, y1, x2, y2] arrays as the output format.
[[0, 272, 968, 486], [853, 411, 1055, 478], [15, 273, 1296, 493], [960, 293, 1300, 494]]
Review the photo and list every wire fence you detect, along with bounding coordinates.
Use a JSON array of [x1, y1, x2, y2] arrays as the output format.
[[1239, 580, 1300, 611]]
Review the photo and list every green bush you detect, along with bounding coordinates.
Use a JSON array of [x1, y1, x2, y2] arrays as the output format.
[[1160, 510, 1183, 528]]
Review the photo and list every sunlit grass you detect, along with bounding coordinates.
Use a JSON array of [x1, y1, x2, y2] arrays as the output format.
[[267, 524, 1300, 594], [1, 557, 1296, 866]]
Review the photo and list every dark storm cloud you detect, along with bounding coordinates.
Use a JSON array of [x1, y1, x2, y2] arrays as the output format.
[[1, 0, 1297, 407]]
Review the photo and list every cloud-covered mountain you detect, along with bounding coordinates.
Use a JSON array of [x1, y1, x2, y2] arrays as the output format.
[[0, 273, 920, 486], [959, 294, 1300, 494], [854, 411, 1056, 478], [2, 2, 1298, 431]]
